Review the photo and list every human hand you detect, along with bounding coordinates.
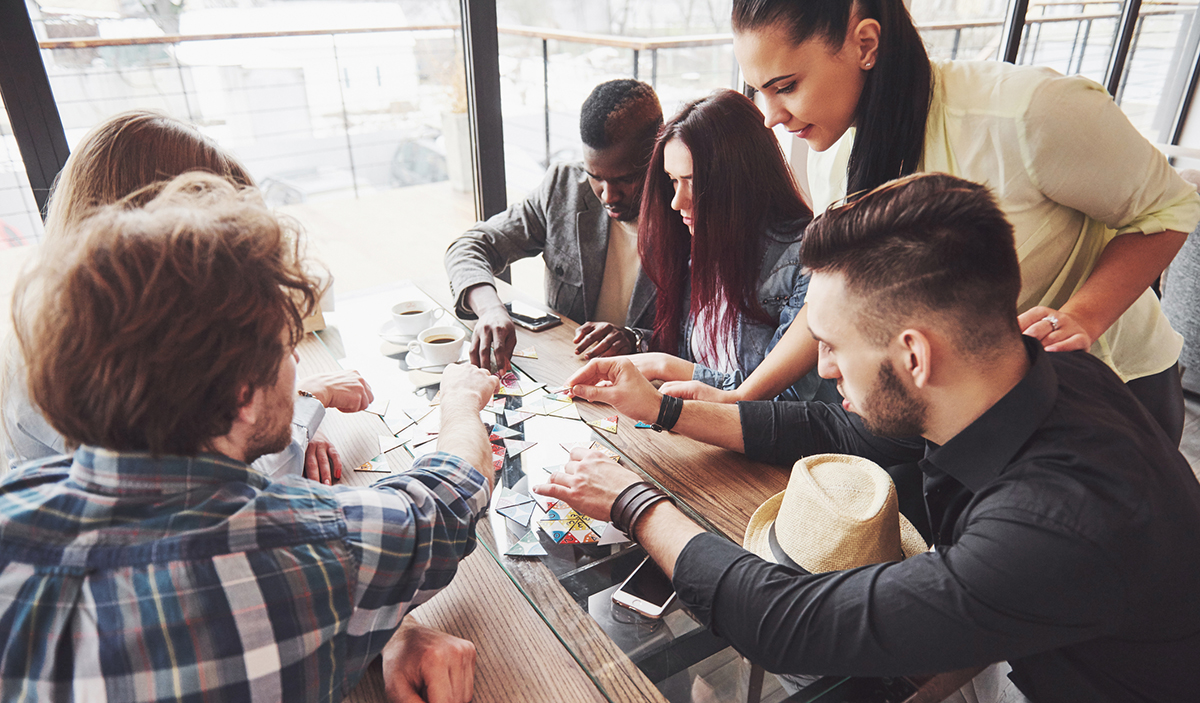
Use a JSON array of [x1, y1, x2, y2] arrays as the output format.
[[382, 622, 476, 703], [299, 370, 374, 412], [439, 362, 501, 412], [564, 357, 662, 422], [303, 431, 343, 485], [573, 322, 634, 358], [658, 380, 741, 403], [1018, 306, 1092, 352], [469, 307, 517, 373], [626, 352, 695, 383], [534, 448, 644, 521]]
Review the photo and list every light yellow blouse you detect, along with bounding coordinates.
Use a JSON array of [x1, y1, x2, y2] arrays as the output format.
[[810, 59, 1200, 382]]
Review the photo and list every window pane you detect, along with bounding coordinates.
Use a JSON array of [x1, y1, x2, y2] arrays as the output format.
[[910, 0, 1009, 61], [0, 97, 46, 333], [1016, 0, 1199, 140], [495, 0, 738, 198], [29, 1, 477, 295]]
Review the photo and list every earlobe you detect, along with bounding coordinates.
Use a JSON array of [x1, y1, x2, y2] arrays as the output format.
[[899, 329, 932, 388], [855, 19, 881, 69]]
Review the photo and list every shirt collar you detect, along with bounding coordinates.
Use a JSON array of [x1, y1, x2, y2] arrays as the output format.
[[69, 445, 269, 494], [922, 337, 1058, 492]]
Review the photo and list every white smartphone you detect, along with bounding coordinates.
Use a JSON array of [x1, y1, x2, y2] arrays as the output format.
[[611, 556, 676, 618]]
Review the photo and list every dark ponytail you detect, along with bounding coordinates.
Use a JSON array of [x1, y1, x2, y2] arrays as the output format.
[[733, 0, 932, 197]]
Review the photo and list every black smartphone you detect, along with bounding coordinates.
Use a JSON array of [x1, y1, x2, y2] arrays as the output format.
[[505, 300, 562, 332], [612, 556, 676, 618]]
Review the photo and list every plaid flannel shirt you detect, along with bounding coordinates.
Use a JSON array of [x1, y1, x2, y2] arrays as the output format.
[[0, 446, 487, 702]]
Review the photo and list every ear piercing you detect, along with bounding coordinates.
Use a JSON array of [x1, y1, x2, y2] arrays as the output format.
[[865, 62, 874, 68]]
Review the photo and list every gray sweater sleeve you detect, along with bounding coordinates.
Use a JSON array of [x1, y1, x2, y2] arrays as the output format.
[[444, 165, 562, 319]]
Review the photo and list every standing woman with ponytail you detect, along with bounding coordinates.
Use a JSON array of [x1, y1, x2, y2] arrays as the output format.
[[667, 0, 1199, 444]]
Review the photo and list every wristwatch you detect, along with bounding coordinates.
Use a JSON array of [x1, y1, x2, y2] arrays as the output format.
[[623, 326, 645, 352]]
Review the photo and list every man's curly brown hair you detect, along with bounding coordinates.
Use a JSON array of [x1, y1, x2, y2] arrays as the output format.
[[12, 172, 325, 456]]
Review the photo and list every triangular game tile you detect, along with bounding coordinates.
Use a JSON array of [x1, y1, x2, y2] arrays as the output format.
[[356, 454, 390, 473], [363, 397, 390, 417], [503, 438, 537, 457], [512, 346, 538, 359], [505, 529, 548, 556], [504, 409, 535, 426], [586, 415, 618, 434], [497, 501, 536, 527], [378, 435, 406, 455], [549, 402, 582, 421], [490, 424, 520, 439], [596, 522, 630, 545]]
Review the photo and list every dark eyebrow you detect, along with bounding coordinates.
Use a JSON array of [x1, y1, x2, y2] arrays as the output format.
[[762, 73, 796, 89], [806, 324, 825, 344]]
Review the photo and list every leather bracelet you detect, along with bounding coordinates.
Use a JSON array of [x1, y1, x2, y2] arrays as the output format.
[[610, 481, 674, 539], [652, 394, 684, 432], [610, 481, 656, 527], [625, 493, 673, 542]]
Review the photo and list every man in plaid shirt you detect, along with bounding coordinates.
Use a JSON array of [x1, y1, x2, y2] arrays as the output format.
[[0, 173, 498, 702]]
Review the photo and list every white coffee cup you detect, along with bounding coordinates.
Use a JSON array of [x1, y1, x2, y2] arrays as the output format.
[[407, 326, 466, 367], [392, 300, 444, 337]]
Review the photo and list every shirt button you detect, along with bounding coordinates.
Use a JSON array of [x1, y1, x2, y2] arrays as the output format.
[[555, 265, 564, 275]]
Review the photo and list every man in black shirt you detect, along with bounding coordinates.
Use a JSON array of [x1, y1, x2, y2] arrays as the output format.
[[537, 174, 1200, 702]]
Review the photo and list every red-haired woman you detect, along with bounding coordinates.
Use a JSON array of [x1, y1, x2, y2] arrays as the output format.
[[627, 89, 838, 402]]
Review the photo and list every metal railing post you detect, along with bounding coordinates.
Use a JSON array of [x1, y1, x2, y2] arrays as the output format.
[[952, 28, 962, 59], [632, 48, 639, 79], [651, 47, 658, 87], [542, 37, 550, 167], [329, 36, 360, 199]]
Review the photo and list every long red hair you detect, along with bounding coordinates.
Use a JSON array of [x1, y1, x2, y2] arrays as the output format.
[[638, 89, 812, 362]]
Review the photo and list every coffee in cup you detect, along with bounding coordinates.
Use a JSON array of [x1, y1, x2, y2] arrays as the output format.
[[392, 300, 444, 337], [407, 325, 466, 367]]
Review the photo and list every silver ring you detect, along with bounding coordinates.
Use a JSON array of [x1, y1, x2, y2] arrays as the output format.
[[1045, 315, 1060, 332]]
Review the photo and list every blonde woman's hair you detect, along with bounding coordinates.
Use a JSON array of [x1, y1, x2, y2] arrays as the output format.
[[44, 110, 255, 240]]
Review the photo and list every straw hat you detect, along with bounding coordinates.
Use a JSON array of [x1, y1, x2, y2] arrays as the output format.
[[743, 454, 928, 573]]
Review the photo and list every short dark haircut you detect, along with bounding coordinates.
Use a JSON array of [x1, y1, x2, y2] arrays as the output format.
[[801, 173, 1022, 357], [13, 173, 324, 456], [579, 79, 663, 152]]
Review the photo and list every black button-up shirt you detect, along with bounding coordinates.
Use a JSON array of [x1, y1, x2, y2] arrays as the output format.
[[673, 339, 1200, 702]]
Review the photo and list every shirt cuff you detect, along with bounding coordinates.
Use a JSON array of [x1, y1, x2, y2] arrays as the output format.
[[738, 400, 784, 463], [292, 395, 326, 442], [673, 532, 749, 629]]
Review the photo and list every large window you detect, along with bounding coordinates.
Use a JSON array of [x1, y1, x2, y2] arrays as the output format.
[[22, 0, 480, 296]]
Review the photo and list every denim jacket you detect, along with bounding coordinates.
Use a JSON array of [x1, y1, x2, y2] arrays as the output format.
[[681, 218, 838, 402]]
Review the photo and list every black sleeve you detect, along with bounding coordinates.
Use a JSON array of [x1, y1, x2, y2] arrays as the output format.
[[738, 400, 925, 467], [672, 508, 1124, 677]]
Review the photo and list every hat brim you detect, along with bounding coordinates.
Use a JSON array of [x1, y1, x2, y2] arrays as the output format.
[[743, 490, 929, 568]]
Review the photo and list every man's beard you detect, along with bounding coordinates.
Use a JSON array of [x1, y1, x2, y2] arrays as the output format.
[[859, 361, 927, 438], [244, 391, 294, 464]]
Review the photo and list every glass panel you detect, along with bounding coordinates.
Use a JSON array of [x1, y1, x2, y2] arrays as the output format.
[[1015, 0, 1200, 139], [1114, 4, 1200, 140], [909, 0, 1010, 61], [0, 97, 46, 334], [492, 0, 740, 303], [28, 2, 477, 298]]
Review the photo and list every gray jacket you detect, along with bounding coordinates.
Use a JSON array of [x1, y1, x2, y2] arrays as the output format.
[[445, 162, 656, 328]]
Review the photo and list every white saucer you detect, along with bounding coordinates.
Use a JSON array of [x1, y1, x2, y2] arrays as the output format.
[[379, 320, 418, 345], [405, 352, 450, 373]]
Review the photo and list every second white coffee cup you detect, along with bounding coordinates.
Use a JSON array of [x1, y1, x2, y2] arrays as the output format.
[[407, 326, 466, 367], [392, 300, 445, 337]]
